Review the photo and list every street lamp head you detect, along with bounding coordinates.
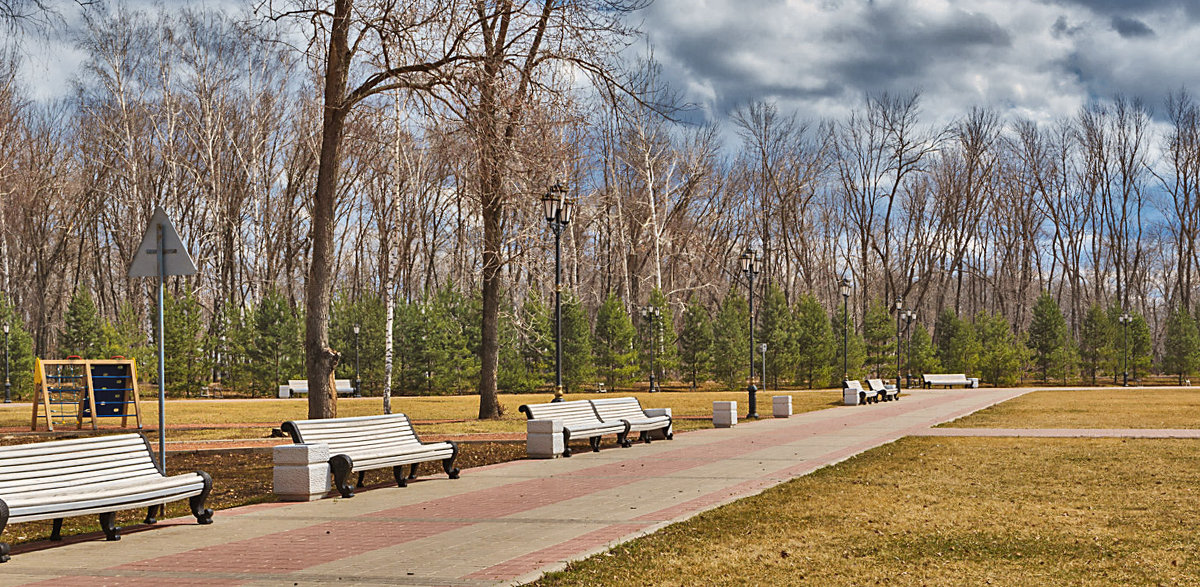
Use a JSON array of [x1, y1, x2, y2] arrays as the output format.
[[2, 323, 8, 335], [894, 297, 903, 312], [561, 196, 574, 226], [840, 277, 851, 298], [353, 324, 360, 335], [739, 249, 752, 272], [542, 182, 569, 223]]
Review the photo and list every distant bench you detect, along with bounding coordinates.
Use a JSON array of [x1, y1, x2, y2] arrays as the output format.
[[922, 374, 978, 388], [281, 413, 459, 498], [0, 433, 213, 563], [589, 397, 673, 444], [278, 379, 356, 398], [519, 400, 630, 457], [868, 379, 900, 401], [843, 380, 878, 405]]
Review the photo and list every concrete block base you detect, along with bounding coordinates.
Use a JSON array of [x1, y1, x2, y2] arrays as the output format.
[[527, 419, 564, 458], [273, 443, 330, 501], [772, 395, 792, 418], [713, 401, 737, 428], [843, 387, 860, 405]]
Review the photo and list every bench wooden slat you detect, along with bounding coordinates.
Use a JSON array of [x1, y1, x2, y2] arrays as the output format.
[[0, 433, 214, 562], [519, 400, 632, 457], [280, 413, 460, 498], [590, 398, 672, 439]]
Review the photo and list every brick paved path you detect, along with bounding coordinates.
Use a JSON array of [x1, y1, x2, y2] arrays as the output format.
[[1, 388, 1032, 586]]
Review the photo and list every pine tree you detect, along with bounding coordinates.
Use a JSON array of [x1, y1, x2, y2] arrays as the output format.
[[60, 287, 103, 359], [330, 294, 386, 394], [0, 293, 35, 400], [712, 290, 749, 390], [829, 304, 866, 385], [905, 322, 940, 378], [975, 312, 1022, 385], [101, 302, 154, 375], [1028, 292, 1072, 382], [560, 292, 595, 393], [1128, 313, 1152, 382], [1163, 306, 1200, 385], [793, 294, 833, 388], [593, 293, 637, 389], [498, 294, 552, 393], [637, 288, 678, 387], [678, 296, 713, 390], [862, 300, 896, 378], [1078, 304, 1115, 385], [757, 284, 795, 389], [249, 288, 304, 396], [164, 289, 210, 397], [941, 314, 980, 375]]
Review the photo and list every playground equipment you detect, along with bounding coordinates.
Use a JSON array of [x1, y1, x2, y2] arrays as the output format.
[[31, 358, 143, 432]]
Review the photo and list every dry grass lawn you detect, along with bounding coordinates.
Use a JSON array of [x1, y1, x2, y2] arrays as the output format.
[[0, 390, 840, 439], [536, 436, 1200, 586], [943, 387, 1200, 429]]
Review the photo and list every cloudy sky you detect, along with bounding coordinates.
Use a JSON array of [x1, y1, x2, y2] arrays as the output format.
[[635, 0, 1200, 127]]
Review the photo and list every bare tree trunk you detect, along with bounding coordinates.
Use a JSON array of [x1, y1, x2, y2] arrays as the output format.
[[305, 0, 351, 419]]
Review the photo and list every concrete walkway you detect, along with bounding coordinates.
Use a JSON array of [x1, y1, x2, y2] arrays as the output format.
[[1, 388, 1032, 586]]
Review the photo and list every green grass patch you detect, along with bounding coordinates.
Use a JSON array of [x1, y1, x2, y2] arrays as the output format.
[[943, 388, 1200, 429], [535, 437, 1200, 586]]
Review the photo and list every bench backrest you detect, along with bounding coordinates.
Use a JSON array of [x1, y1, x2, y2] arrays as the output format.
[[844, 380, 865, 392], [519, 400, 602, 426], [867, 379, 890, 391], [288, 379, 309, 393], [334, 379, 354, 393], [923, 373, 968, 384], [0, 433, 161, 499], [282, 413, 424, 457], [590, 397, 649, 422]]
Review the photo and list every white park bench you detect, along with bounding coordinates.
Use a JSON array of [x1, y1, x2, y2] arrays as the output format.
[[280, 413, 460, 498], [0, 433, 213, 562], [867, 379, 900, 401], [519, 400, 630, 457], [590, 397, 673, 444], [278, 379, 357, 398], [922, 374, 978, 388], [843, 380, 879, 405]]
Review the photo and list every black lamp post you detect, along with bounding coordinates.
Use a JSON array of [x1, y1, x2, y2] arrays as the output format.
[[740, 248, 761, 418], [902, 309, 915, 386], [640, 305, 661, 392], [1118, 312, 1132, 386], [353, 324, 361, 397], [542, 182, 574, 402], [840, 277, 850, 386], [894, 297, 903, 391], [3, 322, 9, 404]]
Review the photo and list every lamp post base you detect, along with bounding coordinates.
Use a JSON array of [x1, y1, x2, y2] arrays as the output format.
[[747, 384, 758, 419], [551, 385, 564, 403]]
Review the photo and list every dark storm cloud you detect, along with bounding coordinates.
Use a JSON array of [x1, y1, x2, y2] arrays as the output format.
[[636, 0, 1200, 130], [1110, 15, 1155, 38]]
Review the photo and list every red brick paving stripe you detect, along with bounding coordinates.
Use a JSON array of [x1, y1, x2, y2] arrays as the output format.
[[22, 576, 243, 587], [111, 520, 467, 575], [461, 522, 651, 580]]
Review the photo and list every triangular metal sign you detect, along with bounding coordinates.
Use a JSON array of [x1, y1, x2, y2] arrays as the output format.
[[128, 207, 198, 277]]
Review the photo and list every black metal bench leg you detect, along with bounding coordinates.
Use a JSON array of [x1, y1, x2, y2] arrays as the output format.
[[330, 455, 355, 498], [50, 518, 64, 540], [409, 463, 419, 479], [0, 500, 10, 563], [392, 465, 408, 487], [562, 430, 573, 457], [357, 471, 366, 488], [99, 512, 120, 541], [190, 471, 214, 524], [590, 437, 601, 452], [663, 423, 674, 440], [442, 442, 460, 478], [640, 431, 651, 444], [144, 504, 161, 525], [617, 431, 630, 448]]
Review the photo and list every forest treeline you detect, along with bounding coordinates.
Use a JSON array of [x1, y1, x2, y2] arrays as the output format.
[[4, 5, 1200, 398]]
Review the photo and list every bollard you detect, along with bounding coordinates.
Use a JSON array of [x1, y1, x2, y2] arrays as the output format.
[[713, 401, 737, 428], [772, 395, 792, 418]]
